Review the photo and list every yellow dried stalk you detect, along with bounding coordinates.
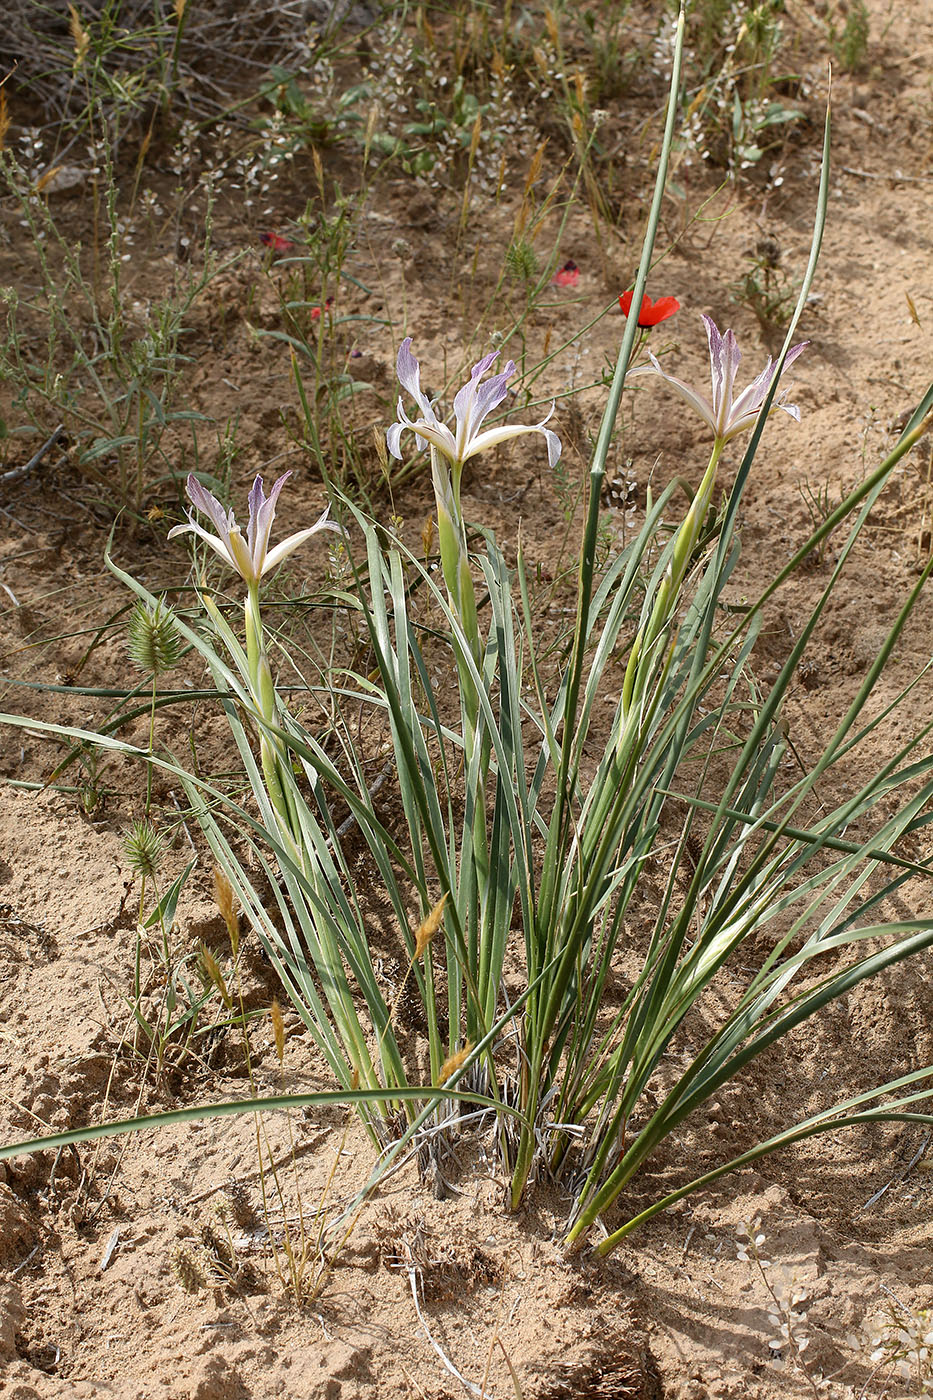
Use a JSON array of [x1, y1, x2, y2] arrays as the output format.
[[421, 514, 435, 560], [270, 1000, 286, 1065], [199, 944, 231, 1008], [213, 867, 240, 955]]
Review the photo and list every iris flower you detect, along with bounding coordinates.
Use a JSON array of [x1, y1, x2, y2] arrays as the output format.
[[619, 290, 680, 327], [632, 314, 808, 445], [168, 472, 340, 586], [386, 338, 561, 471]]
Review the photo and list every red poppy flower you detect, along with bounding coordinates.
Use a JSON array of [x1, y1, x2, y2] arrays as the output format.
[[310, 296, 335, 321], [619, 290, 680, 327], [260, 231, 295, 253], [553, 259, 580, 288]]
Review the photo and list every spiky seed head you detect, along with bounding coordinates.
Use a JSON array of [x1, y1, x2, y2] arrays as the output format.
[[421, 514, 435, 560], [212, 867, 239, 953], [199, 944, 231, 1007], [123, 819, 164, 879], [523, 139, 546, 201], [68, 4, 89, 68], [372, 424, 390, 477], [438, 1041, 473, 1084], [127, 597, 182, 677], [200, 1223, 235, 1275], [270, 1000, 286, 1064], [171, 1246, 205, 1293], [224, 1180, 258, 1231], [414, 893, 447, 960], [506, 239, 538, 285]]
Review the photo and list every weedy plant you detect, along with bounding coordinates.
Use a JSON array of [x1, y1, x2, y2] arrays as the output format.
[[829, 0, 871, 73], [0, 138, 226, 512], [667, 0, 803, 181], [5, 8, 933, 1265], [732, 236, 799, 328], [121, 820, 214, 1078]]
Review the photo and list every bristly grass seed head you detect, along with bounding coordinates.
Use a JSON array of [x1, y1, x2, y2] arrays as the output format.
[[414, 892, 447, 959], [171, 1245, 206, 1293], [438, 1041, 473, 1084], [224, 1180, 259, 1231], [123, 818, 164, 879], [213, 867, 240, 954], [127, 597, 183, 677], [506, 236, 538, 285], [199, 943, 231, 1008]]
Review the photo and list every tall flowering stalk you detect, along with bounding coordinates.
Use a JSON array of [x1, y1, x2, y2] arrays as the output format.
[[508, 314, 809, 1209], [168, 473, 418, 1117], [620, 317, 807, 742], [387, 338, 560, 667], [386, 340, 562, 1057], [169, 472, 341, 858]]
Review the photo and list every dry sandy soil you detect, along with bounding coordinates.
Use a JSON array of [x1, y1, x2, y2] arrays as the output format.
[[2, 0, 933, 1395]]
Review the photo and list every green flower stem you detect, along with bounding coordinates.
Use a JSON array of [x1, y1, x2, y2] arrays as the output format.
[[244, 584, 302, 863], [432, 446, 481, 669], [621, 438, 724, 729], [430, 446, 496, 1050], [510, 439, 725, 1208]]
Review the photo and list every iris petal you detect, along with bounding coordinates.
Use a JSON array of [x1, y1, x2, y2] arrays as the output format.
[[388, 340, 562, 471], [639, 317, 807, 446]]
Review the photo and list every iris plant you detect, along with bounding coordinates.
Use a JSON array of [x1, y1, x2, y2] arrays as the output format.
[[170, 472, 341, 851], [168, 472, 338, 586], [621, 317, 807, 729], [387, 339, 560, 662]]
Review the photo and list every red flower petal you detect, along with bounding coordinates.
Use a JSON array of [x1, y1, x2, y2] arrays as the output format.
[[260, 231, 295, 253], [554, 259, 581, 288], [641, 295, 680, 325], [619, 290, 680, 327]]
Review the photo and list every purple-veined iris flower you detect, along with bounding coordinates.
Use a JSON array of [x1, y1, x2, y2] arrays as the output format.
[[386, 338, 561, 471], [168, 472, 341, 585], [632, 315, 808, 445]]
